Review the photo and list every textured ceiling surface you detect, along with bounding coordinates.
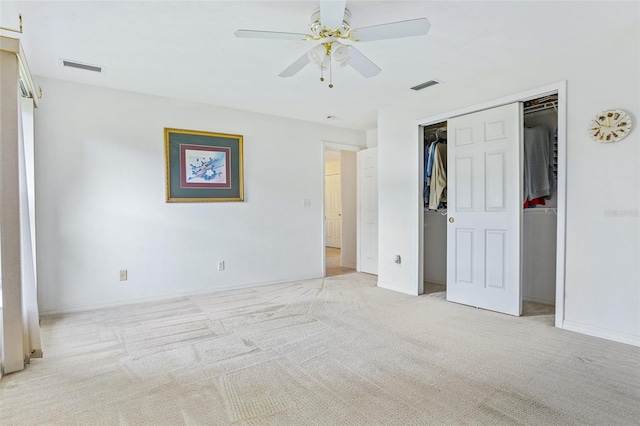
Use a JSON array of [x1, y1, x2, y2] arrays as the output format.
[[1, 1, 638, 130]]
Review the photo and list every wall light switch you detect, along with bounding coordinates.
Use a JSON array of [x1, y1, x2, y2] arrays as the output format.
[[119, 270, 127, 281], [218, 261, 225, 271], [303, 199, 311, 208]]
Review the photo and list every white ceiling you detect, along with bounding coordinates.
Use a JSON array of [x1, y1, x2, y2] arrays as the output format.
[[1, 1, 638, 131]]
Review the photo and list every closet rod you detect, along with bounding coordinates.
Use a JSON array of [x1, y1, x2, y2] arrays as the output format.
[[523, 100, 558, 115]]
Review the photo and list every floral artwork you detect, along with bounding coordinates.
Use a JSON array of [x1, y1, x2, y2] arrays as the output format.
[[180, 145, 231, 188], [165, 128, 243, 202], [187, 151, 226, 183]]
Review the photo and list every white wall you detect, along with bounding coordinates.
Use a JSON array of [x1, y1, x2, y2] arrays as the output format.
[[34, 77, 365, 314], [366, 129, 378, 148], [377, 20, 640, 345]]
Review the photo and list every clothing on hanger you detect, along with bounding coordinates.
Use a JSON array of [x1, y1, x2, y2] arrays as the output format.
[[523, 125, 555, 207], [424, 126, 447, 206], [428, 143, 447, 210]]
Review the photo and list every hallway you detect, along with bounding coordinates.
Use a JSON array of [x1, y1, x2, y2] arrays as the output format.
[[325, 247, 355, 277]]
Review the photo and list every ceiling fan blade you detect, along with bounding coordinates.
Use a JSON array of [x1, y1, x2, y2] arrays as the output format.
[[278, 51, 312, 77], [353, 18, 431, 42], [320, 0, 347, 29], [234, 29, 308, 41], [347, 46, 381, 78]]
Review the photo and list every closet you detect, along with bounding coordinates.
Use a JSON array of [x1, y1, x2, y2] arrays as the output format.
[[421, 94, 559, 311], [423, 122, 448, 287], [522, 95, 558, 306]]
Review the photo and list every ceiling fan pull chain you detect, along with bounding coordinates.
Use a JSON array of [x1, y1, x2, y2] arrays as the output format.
[[329, 48, 334, 88]]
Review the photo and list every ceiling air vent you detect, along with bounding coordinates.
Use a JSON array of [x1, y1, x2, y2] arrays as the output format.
[[410, 80, 440, 91], [60, 59, 104, 73]]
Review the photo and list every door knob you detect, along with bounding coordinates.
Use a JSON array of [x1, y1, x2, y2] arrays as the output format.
[[449, 217, 455, 223]]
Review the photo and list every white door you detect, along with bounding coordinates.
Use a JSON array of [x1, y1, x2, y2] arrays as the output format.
[[446, 103, 523, 316], [325, 173, 341, 248], [358, 148, 378, 274]]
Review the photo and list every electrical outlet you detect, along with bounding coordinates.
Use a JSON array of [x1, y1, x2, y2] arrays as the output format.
[[119, 270, 127, 281], [303, 199, 311, 208], [218, 261, 225, 271]]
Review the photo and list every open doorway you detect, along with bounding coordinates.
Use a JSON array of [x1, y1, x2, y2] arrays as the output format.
[[323, 146, 358, 277]]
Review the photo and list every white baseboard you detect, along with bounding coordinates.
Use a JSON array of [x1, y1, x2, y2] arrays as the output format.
[[562, 320, 640, 348], [39, 274, 322, 317], [377, 280, 417, 296]]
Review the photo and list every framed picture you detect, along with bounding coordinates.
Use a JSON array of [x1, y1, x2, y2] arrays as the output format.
[[164, 128, 244, 202]]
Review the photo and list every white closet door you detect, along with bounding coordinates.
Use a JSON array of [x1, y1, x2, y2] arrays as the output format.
[[446, 103, 523, 316], [358, 147, 378, 275]]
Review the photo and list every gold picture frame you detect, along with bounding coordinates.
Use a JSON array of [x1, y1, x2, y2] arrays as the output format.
[[164, 128, 244, 202]]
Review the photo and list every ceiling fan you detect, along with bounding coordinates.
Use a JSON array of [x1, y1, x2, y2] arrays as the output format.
[[234, 0, 430, 88]]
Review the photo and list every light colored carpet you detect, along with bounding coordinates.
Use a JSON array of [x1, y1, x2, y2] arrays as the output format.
[[1, 273, 639, 425]]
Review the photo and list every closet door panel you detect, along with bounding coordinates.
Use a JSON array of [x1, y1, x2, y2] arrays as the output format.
[[485, 150, 507, 211], [454, 127, 474, 146], [485, 229, 507, 289], [455, 156, 474, 211], [446, 102, 522, 316], [484, 119, 507, 142], [454, 229, 475, 284]]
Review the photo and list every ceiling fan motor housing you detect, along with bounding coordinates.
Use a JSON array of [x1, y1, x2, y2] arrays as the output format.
[[309, 7, 352, 37]]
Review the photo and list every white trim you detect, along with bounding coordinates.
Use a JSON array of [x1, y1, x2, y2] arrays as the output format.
[[415, 125, 424, 295], [416, 81, 564, 127], [378, 280, 416, 296], [324, 141, 361, 152], [414, 81, 567, 330], [554, 82, 567, 328], [321, 141, 363, 277], [563, 321, 640, 348], [0, 36, 38, 108], [40, 274, 323, 317], [356, 151, 361, 272]]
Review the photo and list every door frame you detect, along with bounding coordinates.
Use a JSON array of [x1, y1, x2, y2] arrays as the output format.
[[416, 81, 567, 328], [321, 141, 363, 277]]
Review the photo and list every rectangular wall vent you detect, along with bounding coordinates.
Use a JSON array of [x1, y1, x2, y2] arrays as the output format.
[[61, 59, 104, 73], [410, 80, 440, 91]]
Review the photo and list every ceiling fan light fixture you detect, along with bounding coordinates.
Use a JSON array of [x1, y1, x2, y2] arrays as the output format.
[[331, 42, 350, 62], [335, 56, 350, 68], [318, 55, 331, 71], [308, 44, 328, 66]]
